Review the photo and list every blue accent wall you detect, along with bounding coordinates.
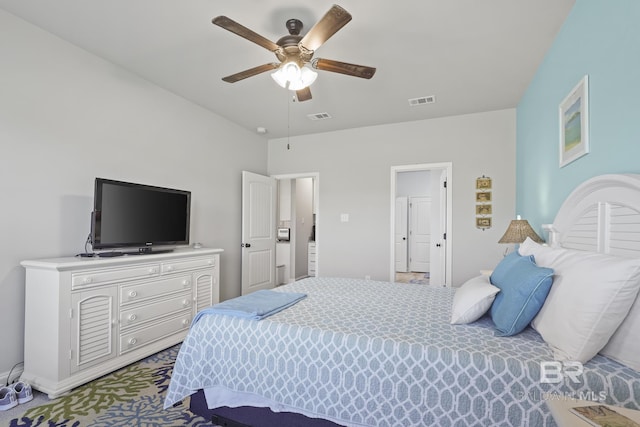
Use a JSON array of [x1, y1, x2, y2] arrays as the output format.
[[516, 0, 640, 234]]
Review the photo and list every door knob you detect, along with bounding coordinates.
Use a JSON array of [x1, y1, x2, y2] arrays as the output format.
[[241, 243, 251, 248], [436, 243, 441, 247], [402, 237, 406, 241]]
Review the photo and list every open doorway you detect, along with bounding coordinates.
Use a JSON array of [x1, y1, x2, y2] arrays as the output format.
[[273, 173, 319, 285], [390, 163, 452, 286]]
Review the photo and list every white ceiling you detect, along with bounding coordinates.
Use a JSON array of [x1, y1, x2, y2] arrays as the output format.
[[0, 0, 575, 139]]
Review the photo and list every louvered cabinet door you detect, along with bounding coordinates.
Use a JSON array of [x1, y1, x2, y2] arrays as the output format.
[[193, 269, 218, 313], [70, 286, 117, 374]]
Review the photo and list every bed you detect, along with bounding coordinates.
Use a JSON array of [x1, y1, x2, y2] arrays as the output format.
[[164, 174, 640, 426]]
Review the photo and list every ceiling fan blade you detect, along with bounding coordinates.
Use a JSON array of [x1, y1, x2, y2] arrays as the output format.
[[296, 87, 312, 102], [313, 58, 376, 79], [299, 5, 352, 52], [212, 16, 280, 52], [222, 63, 281, 83]]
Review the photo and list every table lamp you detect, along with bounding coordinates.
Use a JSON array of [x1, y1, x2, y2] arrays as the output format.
[[498, 215, 543, 254]]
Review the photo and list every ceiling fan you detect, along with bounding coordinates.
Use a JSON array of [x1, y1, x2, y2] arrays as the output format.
[[212, 4, 376, 102]]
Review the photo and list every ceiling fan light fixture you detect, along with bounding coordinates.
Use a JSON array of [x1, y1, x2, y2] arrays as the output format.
[[289, 66, 317, 91], [271, 62, 317, 91], [271, 69, 288, 89]]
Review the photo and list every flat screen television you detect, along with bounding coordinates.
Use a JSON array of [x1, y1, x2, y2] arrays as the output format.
[[91, 178, 191, 253]]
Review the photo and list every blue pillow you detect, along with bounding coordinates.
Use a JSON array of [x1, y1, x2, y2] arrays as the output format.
[[490, 255, 554, 336], [490, 251, 533, 285]]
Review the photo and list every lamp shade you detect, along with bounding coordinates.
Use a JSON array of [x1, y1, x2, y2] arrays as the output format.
[[498, 219, 544, 244]]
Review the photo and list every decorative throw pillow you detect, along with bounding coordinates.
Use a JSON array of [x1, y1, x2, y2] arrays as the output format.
[[489, 254, 554, 336], [519, 237, 640, 363], [450, 275, 500, 325], [490, 251, 533, 285]]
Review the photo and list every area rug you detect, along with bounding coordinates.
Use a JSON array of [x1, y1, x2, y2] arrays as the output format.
[[7, 344, 210, 427], [408, 271, 430, 285]]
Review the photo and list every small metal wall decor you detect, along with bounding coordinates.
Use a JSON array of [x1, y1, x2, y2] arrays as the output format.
[[475, 176, 492, 230]]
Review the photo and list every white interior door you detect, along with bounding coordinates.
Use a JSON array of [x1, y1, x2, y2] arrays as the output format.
[[409, 197, 431, 272], [430, 170, 448, 285], [395, 197, 408, 272], [241, 171, 276, 295]]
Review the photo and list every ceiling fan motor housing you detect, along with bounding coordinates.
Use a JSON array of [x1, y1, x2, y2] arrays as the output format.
[[275, 19, 312, 64]]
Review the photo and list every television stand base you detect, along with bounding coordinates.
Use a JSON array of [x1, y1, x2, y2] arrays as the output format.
[[97, 252, 124, 258], [135, 247, 174, 255], [95, 249, 174, 257]]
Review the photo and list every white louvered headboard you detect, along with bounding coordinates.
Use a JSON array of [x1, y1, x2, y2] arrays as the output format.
[[543, 174, 640, 257]]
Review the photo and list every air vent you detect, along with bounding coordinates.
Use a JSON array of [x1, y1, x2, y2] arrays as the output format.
[[408, 96, 436, 107], [307, 112, 332, 121]]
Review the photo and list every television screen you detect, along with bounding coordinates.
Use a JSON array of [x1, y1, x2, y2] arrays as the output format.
[[92, 178, 191, 250]]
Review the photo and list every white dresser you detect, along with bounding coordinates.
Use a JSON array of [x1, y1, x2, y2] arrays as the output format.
[[21, 247, 222, 398]]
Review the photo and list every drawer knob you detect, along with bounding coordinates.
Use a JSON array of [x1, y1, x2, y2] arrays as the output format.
[[148, 268, 157, 274], [182, 299, 190, 307], [207, 260, 213, 265], [129, 338, 137, 345], [128, 314, 137, 321], [182, 319, 189, 326], [166, 266, 174, 272], [183, 279, 191, 287], [129, 291, 137, 298], [82, 277, 92, 284]]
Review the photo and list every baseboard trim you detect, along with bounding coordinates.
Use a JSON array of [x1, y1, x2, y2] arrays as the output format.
[[0, 365, 24, 385]]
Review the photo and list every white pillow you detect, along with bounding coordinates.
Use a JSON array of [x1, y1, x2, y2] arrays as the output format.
[[451, 275, 500, 325], [600, 295, 640, 371], [519, 237, 640, 363]]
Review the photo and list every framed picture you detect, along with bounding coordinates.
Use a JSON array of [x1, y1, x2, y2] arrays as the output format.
[[559, 75, 589, 167], [476, 191, 492, 203], [476, 204, 492, 215], [476, 217, 492, 229], [476, 177, 492, 190]]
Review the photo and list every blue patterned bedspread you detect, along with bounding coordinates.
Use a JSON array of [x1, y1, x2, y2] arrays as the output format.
[[164, 277, 640, 426]]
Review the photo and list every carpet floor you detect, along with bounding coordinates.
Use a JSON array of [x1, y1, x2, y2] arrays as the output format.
[[2, 344, 211, 427]]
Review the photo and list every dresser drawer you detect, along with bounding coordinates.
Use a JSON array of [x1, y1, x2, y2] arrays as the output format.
[[161, 257, 216, 275], [72, 264, 160, 289], [119, 313, 191, 355], [120, 276, 191, 306], [120, 292, 192, 329]]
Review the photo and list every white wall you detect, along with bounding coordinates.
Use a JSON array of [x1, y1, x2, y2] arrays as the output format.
[[0, 11, 266, 376], [268, 109, 516, 285]]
